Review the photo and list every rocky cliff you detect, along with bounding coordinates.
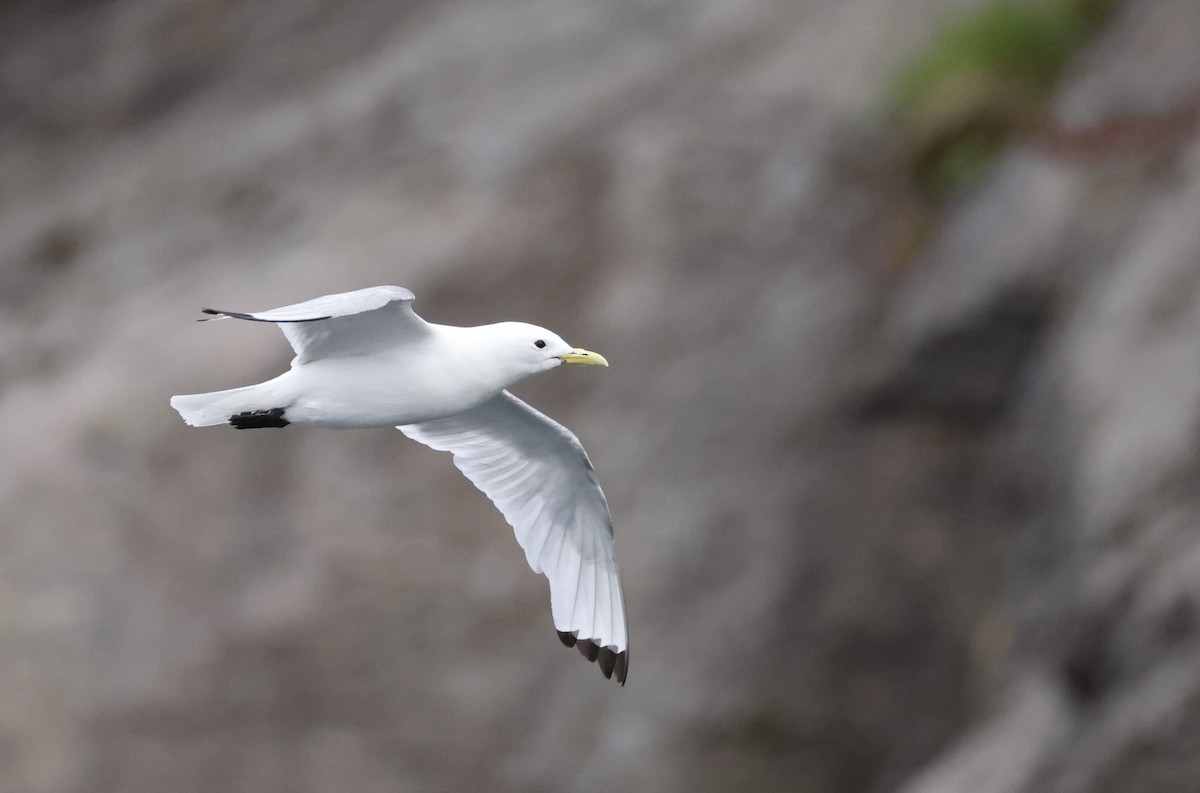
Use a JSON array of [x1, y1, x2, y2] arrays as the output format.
[[1, 0, 1198, 791]]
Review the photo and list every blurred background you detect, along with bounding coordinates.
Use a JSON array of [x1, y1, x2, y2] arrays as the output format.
[[1, 0, 1199, 790]]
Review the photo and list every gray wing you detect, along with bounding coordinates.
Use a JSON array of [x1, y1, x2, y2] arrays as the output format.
[[399, 391, 629, 684], [200, 285, 429, 364]]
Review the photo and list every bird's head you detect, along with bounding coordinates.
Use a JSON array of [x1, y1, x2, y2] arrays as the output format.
[[487, 322, 609, 379]]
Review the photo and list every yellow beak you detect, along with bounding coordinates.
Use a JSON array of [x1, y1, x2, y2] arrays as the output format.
[[558, 348, 609, 366]]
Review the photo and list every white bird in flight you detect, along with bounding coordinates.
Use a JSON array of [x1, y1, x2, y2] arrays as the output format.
[[170, 285, 628, 684]]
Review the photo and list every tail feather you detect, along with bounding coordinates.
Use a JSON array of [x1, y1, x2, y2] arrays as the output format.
[[170, 384, 275, 427]]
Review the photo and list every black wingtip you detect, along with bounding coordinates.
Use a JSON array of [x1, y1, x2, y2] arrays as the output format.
[[597, 647, 616, 679], [229, 408, 289, 429], [196, 308, 333, 324], [558, 631, 626, 684], [578, 639, 601, 662]]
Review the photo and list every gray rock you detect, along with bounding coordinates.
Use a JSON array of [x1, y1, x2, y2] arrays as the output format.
[[1, 0, 1199, 791]]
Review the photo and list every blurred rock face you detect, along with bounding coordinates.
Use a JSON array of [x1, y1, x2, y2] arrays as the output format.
[[1, 0, 1199, 791]]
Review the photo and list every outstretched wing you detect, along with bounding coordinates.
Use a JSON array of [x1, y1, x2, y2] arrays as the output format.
[[200, 285, 428, 364], [399, 391, 629, 684]]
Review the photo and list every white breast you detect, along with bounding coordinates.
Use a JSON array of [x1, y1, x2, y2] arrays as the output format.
[[277, 326, 515, 428]]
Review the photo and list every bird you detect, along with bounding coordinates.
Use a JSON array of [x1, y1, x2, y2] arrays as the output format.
[[170, 285, 628, 684]]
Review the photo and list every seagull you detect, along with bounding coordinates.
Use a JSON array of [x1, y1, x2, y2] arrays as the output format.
[[170, 285, 628, 684]]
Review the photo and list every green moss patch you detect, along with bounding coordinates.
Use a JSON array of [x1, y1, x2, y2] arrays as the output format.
[[890, 0, 1121, 201]]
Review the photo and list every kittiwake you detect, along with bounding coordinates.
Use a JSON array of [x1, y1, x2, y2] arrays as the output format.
[[170, 285, 628, 684]]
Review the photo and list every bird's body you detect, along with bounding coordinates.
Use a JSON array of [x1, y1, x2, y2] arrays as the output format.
[[178, 324, 552, 428], [170, 286, 628, 683]]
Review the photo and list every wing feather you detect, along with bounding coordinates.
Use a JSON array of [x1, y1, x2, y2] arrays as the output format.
[[398, 391, 628, 683], [200, 285, 429, 364]]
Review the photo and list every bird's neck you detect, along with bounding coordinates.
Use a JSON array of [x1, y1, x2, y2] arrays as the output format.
[[431, 324, 534, 393]]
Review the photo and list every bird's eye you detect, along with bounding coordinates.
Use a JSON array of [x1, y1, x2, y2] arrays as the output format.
[[534, 339, 546, 349]]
